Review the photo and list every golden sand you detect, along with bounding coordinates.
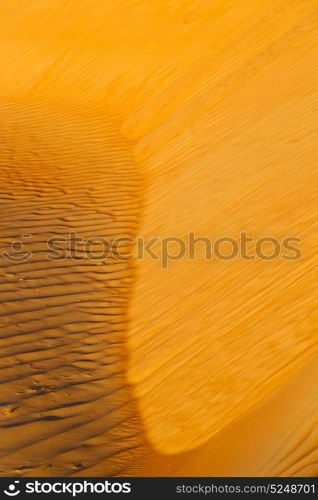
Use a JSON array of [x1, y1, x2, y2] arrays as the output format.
[[0, 0, 317, 476]]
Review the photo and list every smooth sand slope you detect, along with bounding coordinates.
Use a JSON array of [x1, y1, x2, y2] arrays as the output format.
[[127, 4, 318, 454], [0, 0, 317, 476]]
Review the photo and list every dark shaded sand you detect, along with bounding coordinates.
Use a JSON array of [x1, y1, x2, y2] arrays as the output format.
[[0, 99, 144, 476]]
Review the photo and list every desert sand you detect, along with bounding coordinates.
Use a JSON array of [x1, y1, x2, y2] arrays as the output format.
[[0, 0, 317, 477]]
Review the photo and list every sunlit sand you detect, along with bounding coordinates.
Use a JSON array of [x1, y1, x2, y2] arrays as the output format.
[[0, 0, 317, 477]]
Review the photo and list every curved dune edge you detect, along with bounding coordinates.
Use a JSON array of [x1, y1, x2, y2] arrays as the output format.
[[126, 1, 318, 453], [0, 0, 317, 476], [141, 354, 318, 477]]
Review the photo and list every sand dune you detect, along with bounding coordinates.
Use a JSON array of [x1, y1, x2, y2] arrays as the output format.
[[127, 7, 318, 453], [0, 0, 317, 477]]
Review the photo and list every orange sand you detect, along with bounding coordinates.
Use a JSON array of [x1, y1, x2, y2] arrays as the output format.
[[0, 0, 317, 477]]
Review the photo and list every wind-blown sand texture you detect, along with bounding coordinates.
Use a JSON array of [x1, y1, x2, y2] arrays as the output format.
[[0, 0, 317, 477]]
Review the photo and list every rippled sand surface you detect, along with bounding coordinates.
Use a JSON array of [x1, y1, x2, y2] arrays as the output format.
[[0, 0, 317, 477]]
